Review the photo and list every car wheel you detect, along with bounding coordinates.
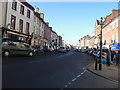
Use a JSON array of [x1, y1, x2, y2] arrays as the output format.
[[3, 51, 10, 57], [28, 52, 34, 57]]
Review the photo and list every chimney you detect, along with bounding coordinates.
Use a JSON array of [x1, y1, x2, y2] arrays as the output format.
[[49, 27, 52, 30], [112, 9, 120, 18], [36, 8, 40, 13], [40, 13, 44, 20], [46, 22, 49, 26]]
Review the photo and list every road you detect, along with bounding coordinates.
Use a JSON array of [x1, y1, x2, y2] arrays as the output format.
[[2, 51, 118, 88]]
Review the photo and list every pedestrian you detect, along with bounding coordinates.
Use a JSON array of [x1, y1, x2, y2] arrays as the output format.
[[115, 51, 120, 66], [111, 51, 115, 61]]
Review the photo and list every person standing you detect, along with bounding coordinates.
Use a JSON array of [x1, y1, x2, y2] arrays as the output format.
[[115, 51, 120, 66], [111, 51, 115, 61]]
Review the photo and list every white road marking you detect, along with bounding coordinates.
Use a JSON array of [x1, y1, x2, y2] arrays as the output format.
[[64, 68, 87, 87], [84, 70, 86, 72], [81, 72, 84, 75], [72, 78, 77, 82], [77, 75, 81, 78], [65, 85, 68, 87]]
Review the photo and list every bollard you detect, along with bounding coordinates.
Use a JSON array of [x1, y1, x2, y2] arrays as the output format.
[[95, 58, 98, 70], [99, 59, 102, 70]]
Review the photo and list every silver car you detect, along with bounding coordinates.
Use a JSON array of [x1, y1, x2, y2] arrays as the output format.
[[58, 47, 67, 53], [2, 39, 35, 57]]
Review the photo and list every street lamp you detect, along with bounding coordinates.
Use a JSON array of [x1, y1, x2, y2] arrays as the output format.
[[99, 17, 103, 71]]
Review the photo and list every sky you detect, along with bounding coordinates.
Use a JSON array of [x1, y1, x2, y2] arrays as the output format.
[[28, 2, 118, 45]]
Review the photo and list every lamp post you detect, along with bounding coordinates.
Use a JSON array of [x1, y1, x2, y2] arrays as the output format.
[[99, 17, 103, 71]]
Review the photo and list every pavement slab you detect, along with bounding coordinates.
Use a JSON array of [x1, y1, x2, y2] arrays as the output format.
[[87, 63, 119, 83]]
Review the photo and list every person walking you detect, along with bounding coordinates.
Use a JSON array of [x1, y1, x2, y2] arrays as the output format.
[[111, 51, 115, 61]]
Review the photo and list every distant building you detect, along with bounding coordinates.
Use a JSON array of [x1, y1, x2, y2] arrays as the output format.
[[79, 35, 91, 49], [32, 8, 45, 46], [43, 22, 51, 46], [51, 30, 59, 49]]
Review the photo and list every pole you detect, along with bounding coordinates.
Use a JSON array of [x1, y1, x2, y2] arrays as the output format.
[[108, 45, 111, 66], [99, 17, 103, 71], [95, 57, 98, 70]]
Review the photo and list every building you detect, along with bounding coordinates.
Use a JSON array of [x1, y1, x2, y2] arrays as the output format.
[[102, 9, 120, 47], [58, 35, 62, 47], [79, 35, 91, 49], [51, 30, 59, 49], [1, 0, 35, 44], [43, 22, 51, 46], [32, 8, 45, 46], [94, 20, 101, 47]]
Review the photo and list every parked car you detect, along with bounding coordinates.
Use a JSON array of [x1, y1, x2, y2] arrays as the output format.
[[75, 49, 80, 52], [43, 46, 50, 52], [48, 46, 54, 52], [2, 38, 35, 57], [32, 45, 44, 53], [92, 51, 98, 57], [58, 47, 67, 53], [88, 50, 93, 55]]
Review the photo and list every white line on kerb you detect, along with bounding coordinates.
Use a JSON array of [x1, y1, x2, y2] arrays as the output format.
[[72, 78, 77, 82], [65, 85, 68, 87], [77, 75, 81, 78], [81, 72, 84, 75]]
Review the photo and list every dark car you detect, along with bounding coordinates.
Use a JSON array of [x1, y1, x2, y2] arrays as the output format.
[[58, 47, 67, 53], [32, 45, 44, 53], [2, 38, 35, 57], [43, 46, 50, 52]]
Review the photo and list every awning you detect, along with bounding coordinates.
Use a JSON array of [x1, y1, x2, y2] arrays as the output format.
[[111, 43, 120, 51]]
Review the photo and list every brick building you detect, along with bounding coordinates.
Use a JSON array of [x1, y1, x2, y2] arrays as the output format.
[[102, 9, 120, 46]]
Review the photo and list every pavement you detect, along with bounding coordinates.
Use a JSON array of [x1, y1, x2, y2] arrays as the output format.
[[87, 62, 119, 83]]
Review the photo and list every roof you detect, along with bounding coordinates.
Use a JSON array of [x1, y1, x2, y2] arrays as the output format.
[[18, 0, 34, 11]]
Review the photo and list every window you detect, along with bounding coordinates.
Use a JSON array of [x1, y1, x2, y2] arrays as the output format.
[[112, 34, 114, 40], [10, 15, 16, 30], [37, 18, 39, 24], [27, 9, 30, 18], [116, 33, 118, 42], [34, 16, 36, 22], [108, 26, 110, 32], [26, 22, 29, 34], [19, 19, 23, 32], [116, 21, 118, 28], [12, 0, 17, 10], [20, 5, 24, 15], [108, 36, 110, 43], [112, 23, 114, 30]]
